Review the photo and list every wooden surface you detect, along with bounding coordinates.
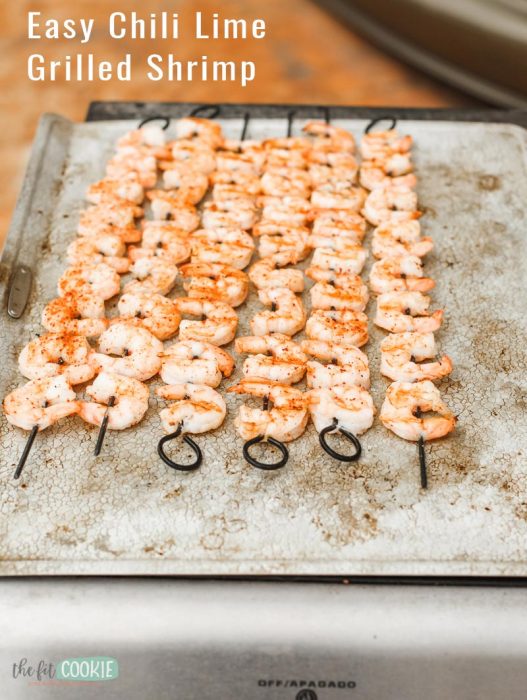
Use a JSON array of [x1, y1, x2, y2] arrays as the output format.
[[0, 0, 475, 244]]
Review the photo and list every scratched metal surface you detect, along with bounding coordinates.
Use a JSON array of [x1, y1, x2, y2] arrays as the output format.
[[0, 114, 526, 576]]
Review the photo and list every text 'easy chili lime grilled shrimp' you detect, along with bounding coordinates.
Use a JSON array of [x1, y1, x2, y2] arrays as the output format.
[[176, 298, 238, 346], [301, 339, 370, 389], [235, 334, 307, 384], [180, 262, 249, 307], [228, 378, 309, 470], [380, 332, 453, 383], [156, 383, 227, 472], [160, 340, 234, 387], [3, 375, 79, 478], [18, 332, 96, 385], [117, 292, 181, 341], [90, 321, 163, 382]]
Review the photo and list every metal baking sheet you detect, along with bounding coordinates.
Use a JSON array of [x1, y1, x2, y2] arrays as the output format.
[[1, 111, 526, 577]]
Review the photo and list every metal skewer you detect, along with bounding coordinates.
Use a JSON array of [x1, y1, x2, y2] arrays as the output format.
[[157, 422, 203, 472], [414, 407, 428, 489], [189, 104, 221, 119], [242, 395, 289, 471], [318, 418, 362, 463], [138, 115, 171, 130], [364, 116, 398, 134], [13, 425, 39, 480], [240, 111, 251, 142], [94, 396, 115, 457]]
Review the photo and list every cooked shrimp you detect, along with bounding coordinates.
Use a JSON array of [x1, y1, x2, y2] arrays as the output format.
[[78, 201, 143, 230], [175, 117, 224, 149], [3, 376, 78, 431], [142, 209, 199, 234], [123, 258, 178, 296], [77, 220, 142, 244], [156, 383, 226, 434], [258, 196, 311, 227], [311, 186, 365, 212], [363, 184, 419, 226], [248, 255, 305, 293], [251, 288, 306, 337], [310, 208, 366, 238], [309, 163, 358, 187], [235, 334, 307, 384], [58, 263, 121, 300], [66, 234, 130, 273], [106, 150, 158, 188], [211, 184, 257, 205], [380, 332, 453, 383], [86, 176, 144, 206], [260, 169, 311, 198], [42, 292, 108, 338], [117, 292, 181, 341], [308, 386, 375, 435], [160, 340, 234, 387], [180, 262, 249, 307], [117, 124, 167, 150], [170, 141, 216, 174], [210, 169, 261, 193], [302, 121, 356, 151], [369, 256, 435, 294], [380, 380, 456, 441], [161, 170, 209, 204], [228, 379, 308, 442], [302, 340, 370, 389], [90, 321, 163, 381], [372, 221, 433, 259], [190, 229, 255, 270], [359, 163, 415, 191], [177, 298, 238, 346], [215, 150, 261, 175], [375, 291, 444, 333], [77, 372, 149, 430], [360, 129, 412, 161], [147, 190, 193, 220], [308, 246, 367, 275], [257, 228, 310, 262], [306, 310, 369, 347], [201, 200, 257, 230], [309, 277, 369, 312], [18, 332, 95, 385], [128, 228, 191, 266]]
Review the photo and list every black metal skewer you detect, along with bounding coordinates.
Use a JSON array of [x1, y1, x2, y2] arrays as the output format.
[[364, 115, 398, 134], [240, 111, 251, 142], [418, 435, 428, 489], [14, 425, 39, 480], [94, 395, 115, 457], [138, 115, 171, 130], [241, 395, 289, 471], [322, 106, 331, 124], [189, 104, 221, 119], [318, 417, 362, 463], [157, 422, 203, 472], [287, 109, 296, 138]]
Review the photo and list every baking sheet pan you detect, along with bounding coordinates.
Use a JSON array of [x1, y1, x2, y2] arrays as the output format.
[[0, 109, 526, 577]]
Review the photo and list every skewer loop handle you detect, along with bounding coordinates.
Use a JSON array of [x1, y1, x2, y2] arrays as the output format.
[[157, 424, 203, 472], [242, 435, 289, 471], [319, 418, 362, 462]]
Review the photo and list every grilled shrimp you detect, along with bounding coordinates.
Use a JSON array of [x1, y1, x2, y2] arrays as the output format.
[[161, 340, 234, 387], [175, 117, 224, 149], [78, 201, 143, 231], [3, 376, 78, 431], [180, 262, 249, 307], [211, 184, 257, 205], [308, 385, 375, 435], [117, 124, 167, 150], [210, 169, 261, 193], [201, 200, 257, 230], [142, 208, 199, 234], [66, 234, 130, 273], [161, 170, 209, 205], [380, 332, 453, 383], [309, 277, 369, 312], [308, 246, 367, 275], [156, 383, 227, 434], [77, 220, 142, 244], [123, 258, 178, 296], [170, 141, 216, 174], [260, 169, 311, 198], [375, 291, 444, 333], [251, 288, 306, 337], [310, 208, 366, 237], [363, 184, 419, 226], [19, 333, 95, 385], [369, 256, 435, 294], [257, 227, 310, 262], [235, 334, 307, 384], [371, 221, 433, 259], [42, 292, 108, 338], [117, 292, 181, 341], [58, 263, 121, 300], [77, 372, 149, 430], [128, 228, 191, 266], [311, 186, 366, 212], [177, 298, 238, 346], [90, 321, 163, 381], [302, 121, 356, 152], [147, 190, 192, 221], [309, 163, 358, 187], [215, 150, 261, 175], [359, 164, 415, 191], [302, 339, 370, 389], [306, 310, 369, 347], [380, 380, 456, 441], [190, 229, 255, 270], [106, 150, 158, 188], [360, 129, 412, 161], [248, 255, 305, 293], [228, 379, 308, 442], [86, 176, 144, 206], [258, 196, 312, 227]]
